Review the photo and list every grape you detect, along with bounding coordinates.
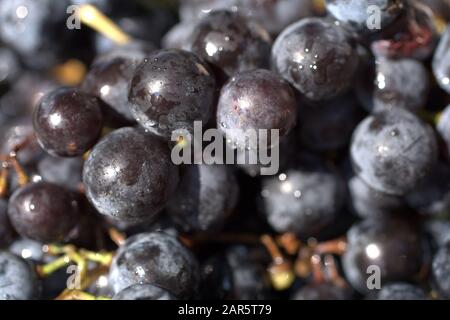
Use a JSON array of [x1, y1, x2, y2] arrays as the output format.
[[82, 55, 147, 123], [0, 251, 40, 300], [167, 164, 239, 233], [347, 175, 406, 219], [298, 92, 364, 151], [432, 26, 450, 94], [377, 283, 427, 300], [272, 17, 360, 101], [373, 58, 429, 112], [325, 0, 405, 33], [0, 118, 44, 166], [128, 49, 216, 138], [113, 284, 176, 300], [162, 21, 197, 51], [37, 155, 83, 191], [432, 244, 450, 299], [350, 108, 438, 195], [83, 127, 179, 223], [292, 283, 351, 300], [109, 231, 200, 299], [0, 199, 16, 248], [260, 155, 346, 238], [342, 218, 430, 294], [189, 10, 272, 77], [33, 87, 103, 157], [217, 69, 297, 150], [406, 163, 450, 217], [425, 220, 450, 248], [8, 182, 80, 243]]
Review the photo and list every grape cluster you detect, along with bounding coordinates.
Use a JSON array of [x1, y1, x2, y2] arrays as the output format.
[[1, 0, 450, 301]]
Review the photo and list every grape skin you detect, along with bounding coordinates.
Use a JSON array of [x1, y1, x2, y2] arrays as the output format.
[[83, 127, 179, 223]]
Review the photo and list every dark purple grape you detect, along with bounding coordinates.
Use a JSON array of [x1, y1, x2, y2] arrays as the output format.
[[0, 118, 44, 166], [373, 58, 429, 112], [292, 283, 352, 300], [298, 93, 364, 151], [425, 220, 450, 248], [217, 69, 297, 150], [432, 244, 450, 299], [260, 156, 346, 238], [325, 0, 405, 33], [0, 199, 16, 248], [113, 284, 176, 300], [167, 164, 238, 232], [33, 87, 103, 157], [83, 127, 179, 223], [406, 163, 450, 217], [37, 155, 83, 191], [7, 182, 80, 243], [189, 10, 272, 77], [351, 108, 438, 195], [342, 218, 430, 294], [272, 17, 359, 101], [109, 231, 199, 299], [377, 283, 427, 300], [433, 26, 450, 94], [162, 21, 197, 50], [82, 56, 146, 123], [0, 251, 40, 300], [348, 175, 406, 219], [128, 49, 216, 138]]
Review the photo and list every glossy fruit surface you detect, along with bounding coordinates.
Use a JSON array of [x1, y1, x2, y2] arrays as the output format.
[[190, 10, 271, 77], [167, 164, 238, 232], [83, 127, 179, 222], [33, 87, 103, 157], [7, 182, 80, 242], [272, 17, 359, 101], [128, 49, 216, 138], [217, 69, 297, 150], [0, 250, 40, 300], [109, 232, 199, 299], [342, 218, 429, 294], [351, 108, 438, 195]]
